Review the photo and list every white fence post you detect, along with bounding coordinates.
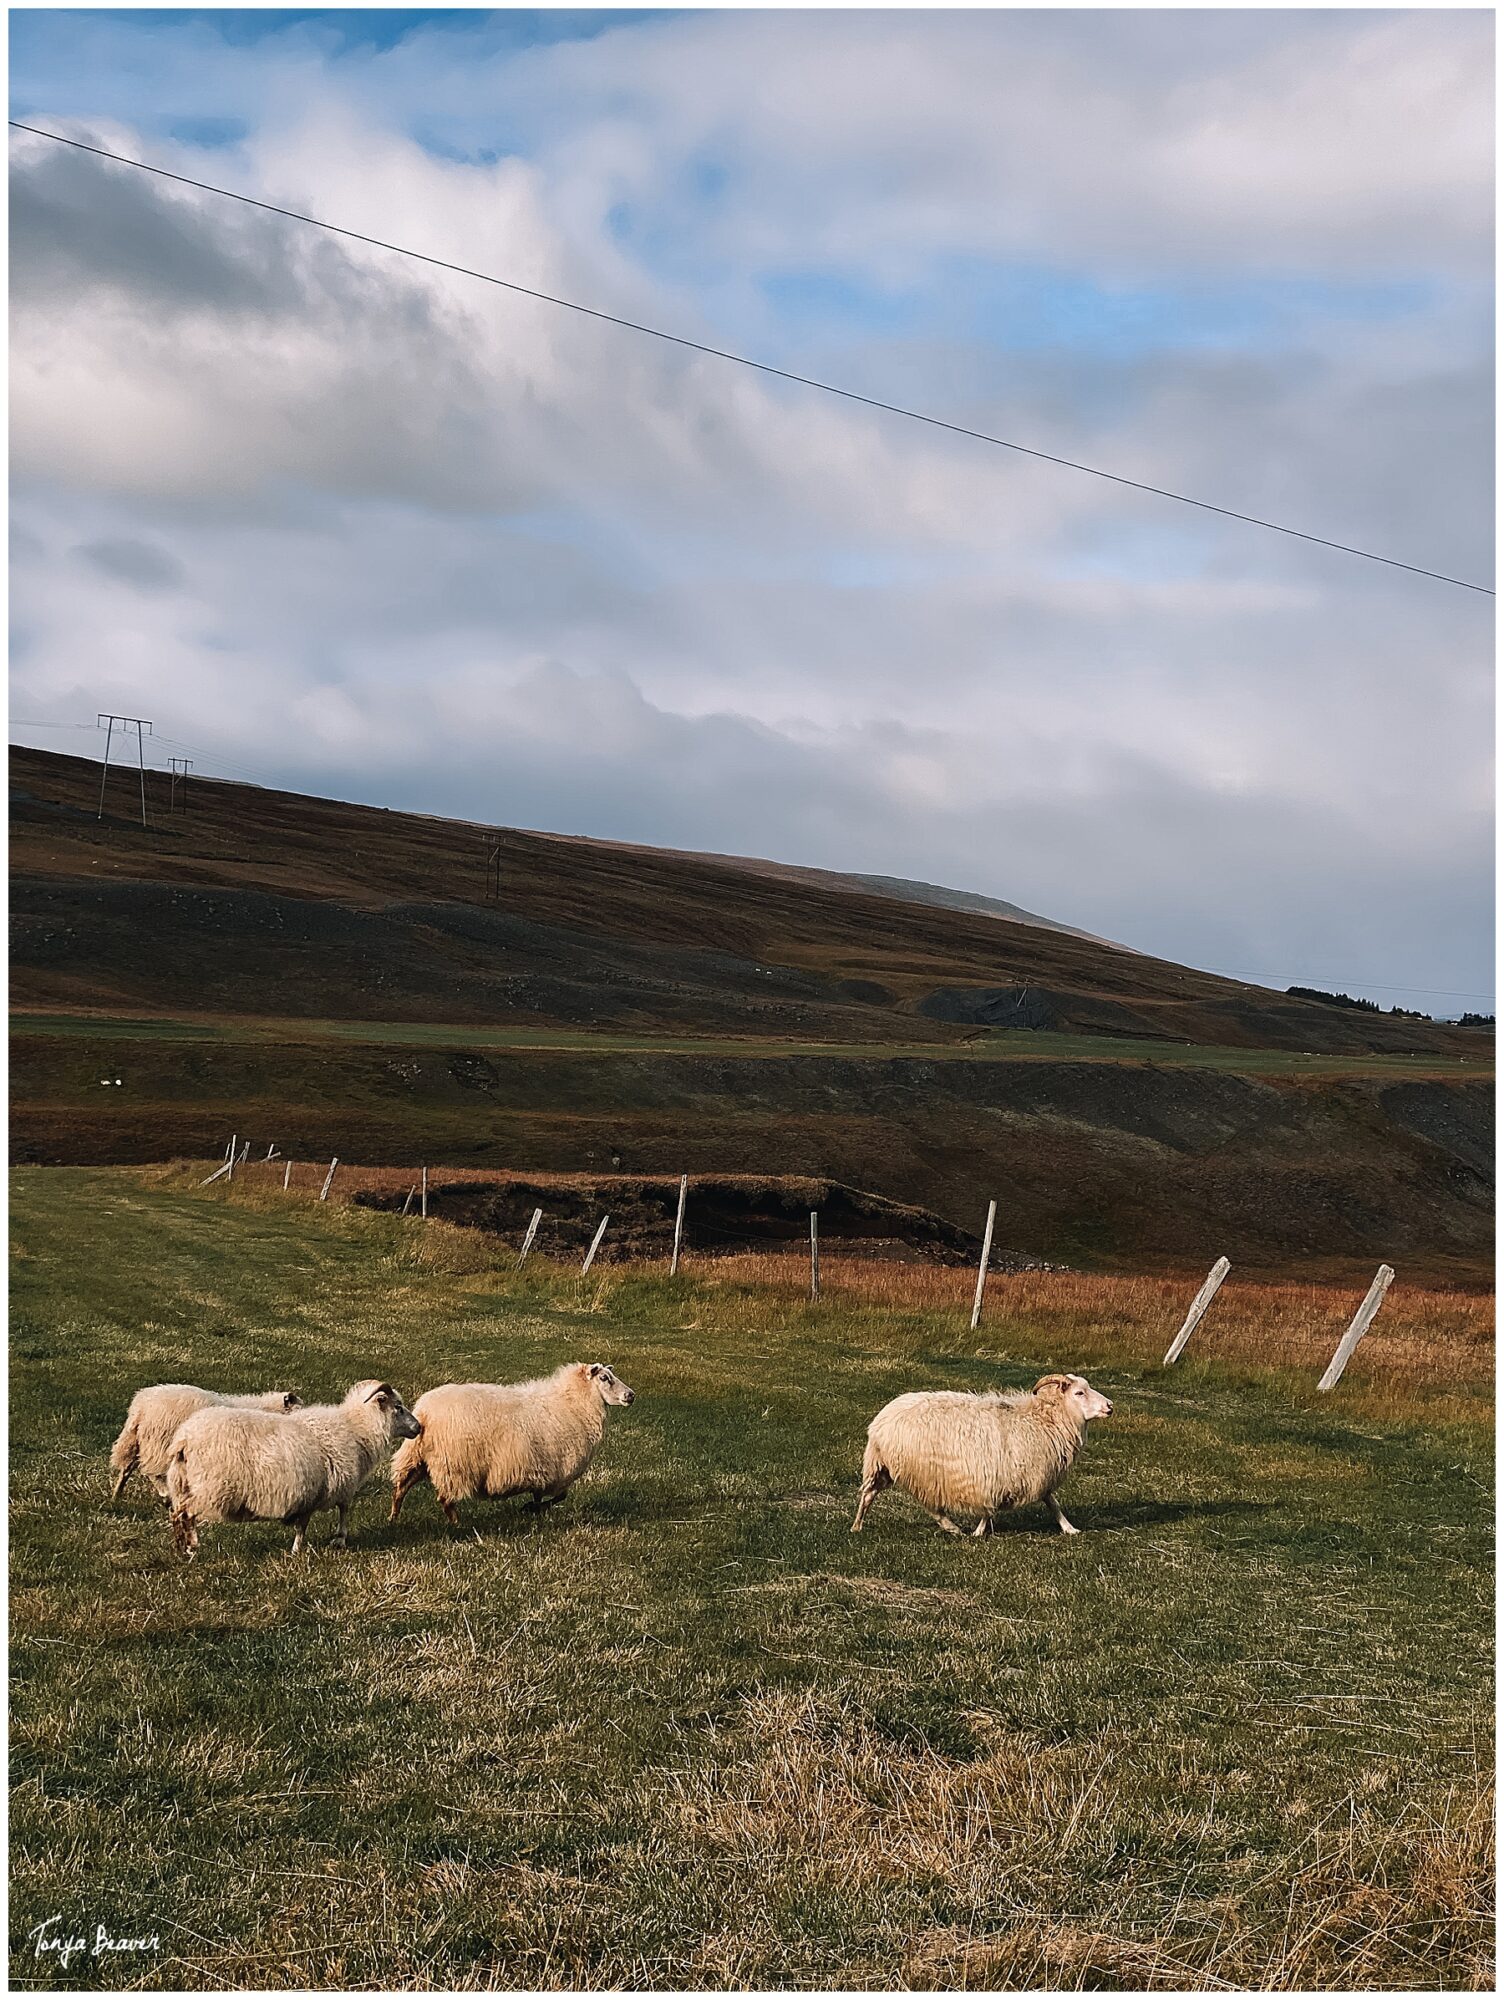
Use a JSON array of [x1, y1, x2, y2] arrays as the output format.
[[200, 1159, 233, 1187], [583, 1215, 610, 1274], [670, 1174, 688, 1276], [319, 1158, 339, 1203], [282, 1159, 292, 1191], [1164, 1256, 1231, 1365], [400, 1185, 415, 1216], [226, 1134, 238, 1182], [970, 1199, 997, 1332], [420, 1166, 428, 1220], [517, 1208, 542, 1269], [809, 1211, 820, 1301], [1318, 1266, 1395, 1392]]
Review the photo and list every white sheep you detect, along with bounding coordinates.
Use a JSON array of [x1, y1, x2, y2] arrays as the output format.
[[390, 1362, 635, 1528], [109, 1383, 302, 1502], [850, 1372, 1113, 1537], [166, 1380, 420, 1558]]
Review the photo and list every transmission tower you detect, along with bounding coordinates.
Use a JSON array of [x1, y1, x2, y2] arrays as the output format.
[[97, 714, 153, 828], [168, 756, 192, 814]]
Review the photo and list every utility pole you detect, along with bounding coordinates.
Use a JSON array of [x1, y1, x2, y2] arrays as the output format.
[[168, 757, 192, 813], [484, 829, 503, 902], [97, 714, 153, 828]]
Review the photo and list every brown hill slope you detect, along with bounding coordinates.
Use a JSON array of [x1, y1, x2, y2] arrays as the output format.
[[7, 747, 1470, 1055]]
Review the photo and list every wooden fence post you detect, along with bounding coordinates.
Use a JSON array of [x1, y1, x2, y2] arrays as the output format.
[[1163, 1257, 1231, 1365], [517, 1208, 542, 1269], [200, 1159, 233, 1187], [583, 1215, 610, 1274], [319, 1157, 339, 1203], [400, 1186, 415, 1217], [226, 1134, 238, 1182], [282, 1160, 292, 1191], [420, 1166, 428, 1220], [809, 1211, 820, 1301], [970, 1199, 997, 1332], [670, 1174, 688, 1276], [1318, 1266, 1395, 1392]]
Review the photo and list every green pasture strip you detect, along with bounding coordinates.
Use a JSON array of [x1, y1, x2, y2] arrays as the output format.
[[10, 1010, 1490, 1078]]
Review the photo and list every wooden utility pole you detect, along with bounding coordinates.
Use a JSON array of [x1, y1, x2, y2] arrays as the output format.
[[970, 1200, 997, 1332]]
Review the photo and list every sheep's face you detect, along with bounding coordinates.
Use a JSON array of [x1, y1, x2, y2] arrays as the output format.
[[260, 1389, 304, 1413], [360, 1380, 422, 1441], [586, 1363, 635, 1408], [1036, 1373, 1113, 1421]]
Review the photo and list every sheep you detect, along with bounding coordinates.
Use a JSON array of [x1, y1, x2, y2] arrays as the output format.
[[850, 1372, 1113, 1538], [109, 1383, 302, 1502], [390, 1362, 634, 1528], [166, 1380, 420, 1558]]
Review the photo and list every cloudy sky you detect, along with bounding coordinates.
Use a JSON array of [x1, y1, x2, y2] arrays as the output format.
[[9, 7, 1495, 1012]]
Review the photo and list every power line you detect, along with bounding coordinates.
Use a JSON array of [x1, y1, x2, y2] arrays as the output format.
[[10, 118, 1494, 600]]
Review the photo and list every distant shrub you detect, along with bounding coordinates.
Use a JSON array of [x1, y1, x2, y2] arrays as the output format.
[[1458, 1012, 1495, 1029], [1288, 985, 1427, 1021]]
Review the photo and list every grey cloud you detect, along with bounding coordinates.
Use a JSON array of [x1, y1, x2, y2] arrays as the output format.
[[76, 536, 186, 590]]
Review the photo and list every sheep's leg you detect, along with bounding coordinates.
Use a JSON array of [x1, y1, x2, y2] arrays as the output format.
[[850, 1466, 892, 1533], [289, 1512, 314, 1556], [1046, 1494, 1080, 1536], [972, 1515, 992, 1538], [439, 1497, 461, 1528], [389, 1457, 429, 1521], [331, 1504, 349, 1550], [109, 1463, 132, 1503], [170, 1508, 198, 1561], [930, 1511, 964, 1536]]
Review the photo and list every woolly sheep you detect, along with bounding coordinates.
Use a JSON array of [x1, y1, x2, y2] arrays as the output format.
[[166, 1379, 419, 1558], [850, 1372, 1113, 1538], [109, 1383, 302, 1502], [390, 1362, 634, 1528]]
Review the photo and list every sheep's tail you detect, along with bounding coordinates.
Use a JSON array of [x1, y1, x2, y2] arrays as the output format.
[[166, 1448, 197, 1558], [108, 1415, 139, 1500]]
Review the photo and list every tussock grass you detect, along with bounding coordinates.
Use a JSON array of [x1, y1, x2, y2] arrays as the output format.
[[10, 1167, 1494, 1989]]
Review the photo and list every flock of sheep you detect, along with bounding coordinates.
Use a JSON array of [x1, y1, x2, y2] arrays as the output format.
[[109, 1360, 1113, 1556]]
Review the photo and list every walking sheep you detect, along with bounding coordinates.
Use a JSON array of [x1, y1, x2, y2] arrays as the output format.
[[110, 1383, 302, 1502], [851, 1372, 1113, 1537], [166, 1380, 419, 1558], [390, 1362, 634, 1528]]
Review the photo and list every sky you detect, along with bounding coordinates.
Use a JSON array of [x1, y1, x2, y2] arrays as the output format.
[[8, 6, 1495, 1014]]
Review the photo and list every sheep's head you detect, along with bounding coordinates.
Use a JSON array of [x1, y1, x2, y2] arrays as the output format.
[[1035, 1373, 1113, 1422], [261, 1389, 304, 1413], [353, 1380, 422, 1441], [584, 1363, 635, 1408]]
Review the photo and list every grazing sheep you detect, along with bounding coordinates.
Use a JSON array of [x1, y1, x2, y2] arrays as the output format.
[[850, 1372, 1113, 1538], [390, 1362, 634, 1528], [109, 1384, 302, 1502], [166, 1380, 419, 1558]]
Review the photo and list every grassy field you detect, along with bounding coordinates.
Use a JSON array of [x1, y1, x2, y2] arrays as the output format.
[[11, 1009, 1493, 1079], [10, 1168, 1494, 1989]]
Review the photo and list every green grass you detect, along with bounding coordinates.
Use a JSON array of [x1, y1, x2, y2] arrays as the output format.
[[11, 1009, 1491, 1078], [10, 1170, 1494, 1989]]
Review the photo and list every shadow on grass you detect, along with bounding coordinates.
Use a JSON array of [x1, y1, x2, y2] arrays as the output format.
[[1035, 1496, 1278, 1533]]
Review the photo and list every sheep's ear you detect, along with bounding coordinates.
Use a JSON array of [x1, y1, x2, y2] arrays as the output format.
[[586, 1363, 604, 1379], [1035, 1373, 1070, 1395], [365, 1382, 396, 1406], [283, 1392, 303, 1410]]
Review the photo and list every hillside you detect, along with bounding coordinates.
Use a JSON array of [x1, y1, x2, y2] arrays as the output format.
[[9, 746, 1493, 1281], [7, 747, 1475, 1054]]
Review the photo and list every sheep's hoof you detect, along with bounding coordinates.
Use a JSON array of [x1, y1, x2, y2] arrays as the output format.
[[1058, 1522, 1080, 1536]]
